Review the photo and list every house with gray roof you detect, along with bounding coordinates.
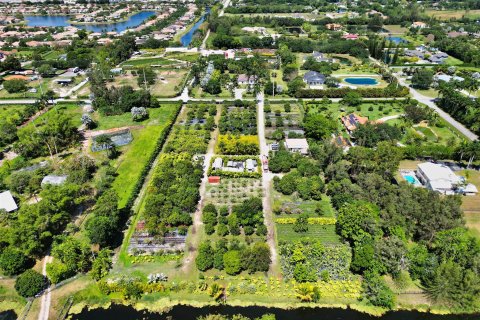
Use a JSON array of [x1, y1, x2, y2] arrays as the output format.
[[303, 71, 326, 87]]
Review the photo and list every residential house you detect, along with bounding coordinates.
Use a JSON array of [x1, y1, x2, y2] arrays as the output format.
[[416, 162, 461, 195], [238, 74, 256, 86], [303, 71, 326, 87], [326, 23, 342, 31], [284, 138, 309, 155], [411, 21, 427, 29], [341, 113, 368, 133]]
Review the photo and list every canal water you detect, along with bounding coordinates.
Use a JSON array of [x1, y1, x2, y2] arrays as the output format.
[[70, 304, 480, 320], [180, 9, 210, 47], [25, 11, 155, 33]]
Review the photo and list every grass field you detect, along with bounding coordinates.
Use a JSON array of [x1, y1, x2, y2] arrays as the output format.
[[151, 69, 187, 97], [109, 105, 179, 208], [120, 57, 176, 68], [382, 25, 407, 34], [0, 78, 53, 99], [276, 224, 341, 244], [93, 107, 172, 130], [426, 9, 480, 20], [307, 101, 404, 122], [0, 278, 27, 318]]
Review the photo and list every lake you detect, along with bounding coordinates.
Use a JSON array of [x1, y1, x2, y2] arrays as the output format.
[[25, 11, 156, 33], [70, 304, 480, 320], [181, 9, 210, 47]]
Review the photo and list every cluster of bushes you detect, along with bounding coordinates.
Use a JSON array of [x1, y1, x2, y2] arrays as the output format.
[[203, 198, 267, 237], [196, 239, 271, 275], [295, 84, 409, 98], [164, 126, 210, 155], [14, 110, 80, 158], [219, 105, 257, 135], [143, 153, 203, 235], [279, 239, 352, 282], [273, 169, 325, 200], [216, 135, 259, 155]]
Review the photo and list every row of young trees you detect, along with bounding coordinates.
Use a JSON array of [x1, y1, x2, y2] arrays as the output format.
[[196, 239, 270, 275]]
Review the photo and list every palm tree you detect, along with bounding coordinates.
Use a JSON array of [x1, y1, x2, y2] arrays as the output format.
[[295, 283, 315, 302]]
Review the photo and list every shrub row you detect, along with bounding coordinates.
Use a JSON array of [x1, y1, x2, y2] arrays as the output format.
[[295, 85, 409, 99], [276, 217, 337, 225]]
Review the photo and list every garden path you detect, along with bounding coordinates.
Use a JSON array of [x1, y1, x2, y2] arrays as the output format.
[[257, 92, 279, 271], [181, 105, 221, 273]]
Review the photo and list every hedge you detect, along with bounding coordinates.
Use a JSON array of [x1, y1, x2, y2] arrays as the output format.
[[123, 103, 182, 210], [275, 217, 337, 225], [295, 85, 409, 99]]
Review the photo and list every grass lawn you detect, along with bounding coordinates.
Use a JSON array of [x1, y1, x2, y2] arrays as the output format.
[[276, 224, 341, 244], [444, 56, 464, 66], [164, 52, 199, 62], [382, 25, 407, 34], [417, 88, 439, 98], [425, 9, 480, 20], [307, 101, 404, 122], [20, 103, 82, 131], [415, 126, 437, 142], [151, 69, 187, 97], [0, 278, 27, 318], [120, 57, 176, 68], [109, 105, 179, 208], [0, 78, 53, 99], [93, 107, 172, 130]]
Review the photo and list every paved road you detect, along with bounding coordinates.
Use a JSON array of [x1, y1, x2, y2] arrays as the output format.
[[38, 256, 53, 320], [257, 92, 278, 271], [394, 73, 478, 141]]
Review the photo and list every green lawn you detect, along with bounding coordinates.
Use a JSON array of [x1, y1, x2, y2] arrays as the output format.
[[109, 105, 180, 208], [120, 57, 176, 68], [276, 224, 341, 244], [93, 107, 172, 130], [415, 126, 437, 142], [307, 102, 404, 121]]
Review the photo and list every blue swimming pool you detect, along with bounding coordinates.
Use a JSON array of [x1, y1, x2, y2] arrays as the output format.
[[404, 175, 417, 184], [386, 36, 409, 44], [344, 77, 378, 85]]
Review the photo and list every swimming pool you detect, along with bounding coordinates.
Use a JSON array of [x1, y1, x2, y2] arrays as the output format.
[[404, 175, 416, 184], [386, 36, 409, 44], [344, 77, 378, 85]]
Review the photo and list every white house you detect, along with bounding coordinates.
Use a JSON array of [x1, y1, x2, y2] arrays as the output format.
[[284, 138, 309, 155], [416, 162, 461, 195], [0, 190, 17, 212]]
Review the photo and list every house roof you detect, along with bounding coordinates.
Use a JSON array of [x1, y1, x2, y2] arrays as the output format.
[[303, 71, 326, 84], [0, 190, 17, 212], [285, 138, 309, 149], [418, 162, 460, 186]]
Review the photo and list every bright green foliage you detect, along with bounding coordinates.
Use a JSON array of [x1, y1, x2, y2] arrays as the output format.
[[303, 114, 338, 140], [46, 261, 71, 284], [0, 247, 31, 276], [223, 250, 242, 275], [196, 241, 214, 271], [90, 249, 112, 281], [15, 269, 46, 298], [361, 271, 395, 309], [336, 201, 380, 242]]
